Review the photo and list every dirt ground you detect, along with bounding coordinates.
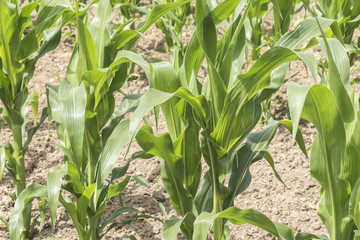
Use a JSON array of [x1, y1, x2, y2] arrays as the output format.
[[0, 2, 359, 240]]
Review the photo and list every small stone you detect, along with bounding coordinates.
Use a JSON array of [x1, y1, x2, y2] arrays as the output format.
[[152, 190, 165, 202]]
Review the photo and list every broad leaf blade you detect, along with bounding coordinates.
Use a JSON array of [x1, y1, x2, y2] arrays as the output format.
[[9, 184, 47, 240]]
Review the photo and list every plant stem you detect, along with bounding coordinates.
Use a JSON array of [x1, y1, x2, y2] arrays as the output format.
[[13, 126, 31, 240], [206, 140, 224, 240]]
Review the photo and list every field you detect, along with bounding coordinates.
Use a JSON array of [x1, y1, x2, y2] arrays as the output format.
[[0, 0, 360, 240]]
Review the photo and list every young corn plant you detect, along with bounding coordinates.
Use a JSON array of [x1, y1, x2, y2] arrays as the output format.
[[271, 0, 297, 40], [288, 20, 360, 240], [154, 0, 191, 70], [0, 0, 70, 238], [130, 1, 337, 239], [301, 0, 360, 65], [304, 0, 360, 43], [11, 1, 149, 239], [8, 0, 194, 239], [247, 0, 269, 59]]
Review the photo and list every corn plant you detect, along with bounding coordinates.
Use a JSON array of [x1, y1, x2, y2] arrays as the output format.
[[246, 0, 269, 59], [8, 0, 194, 239], [271, 0, 300, 42], [288, 19, 360, 240], [154, 0, 191, 70], [301, 0, 360, 65], [113, 0, 147, 28], [0, 0, 70, 238], [128, 2, 341, 239], [304, 0, 360, 43]]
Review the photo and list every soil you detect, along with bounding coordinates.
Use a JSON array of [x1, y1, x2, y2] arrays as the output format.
[[0, 2, 359, 240]]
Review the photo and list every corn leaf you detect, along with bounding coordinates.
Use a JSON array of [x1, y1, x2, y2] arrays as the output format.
[[0, 216, 9, 231], [318, 0, 340, 20], [21, 108, 48, 155], [288, 83, 350, 240], [162, 213, 196, 240], [275, 17, 335, 49], [279, 119, 308, 158], [224, 122, 280, 209], [9, 184, 47, 240], [48, 80, 87, 171], [88, 0, 112, 67], [196, 0, 226, 125], [136, 125, 192, 215], [192, 207, 297, 240], [130, 87, 209, 139], [59, 195, 86, 238], [112, 0, 192, 50], [317, 37, 354, 123], [0, 0, 23, 92], [76, 184, 96, 228], [47, 163, 68, 232], [173, 100, 202, 197], [76, 17, 99, 83], [107, 176, 131, 199], [194, 171, 213, 214], [151, 61, 182, 141], [96, 119, 130, 186], [350, 177, 360, 230], [98, 207, 139, 233], [212, 46, 299, 150]]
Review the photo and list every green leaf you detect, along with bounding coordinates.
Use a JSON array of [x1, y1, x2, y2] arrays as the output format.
[[98, 207, 139, 233], [196, 0, 226, 125], [49, 80, 87, 170], [76, 16, 99, 83], [288, 83, 350, 239], [88, 0, 112, 67], [264, 152, 284, 185], [212, 46, 299, 150], [139, 0, 192, 33], [350, 178, 360, 229], [132, 175, 148, 188], [0, 0, 24, 94], [317, 0, 340, 19], [59, 195, 86, 238], [9, 184, 47, 240], [107, 176, 131, 199], [96, 119, 130, 186], [174, 100, 202, 197], [37, 22, 63, 59], [279, 119, 308, 158], [192, 207, 297, 240], [0, 216, 8, 230], [19, 2, 38, 35], [22, 107, 48, 155], [47, 163, 68, 232], [136, 125, 192, 215], [76, 184, 96, 228], [275, 17, 335, 49], [151, 61, 183, 141], [317, 36, 354, 123], [162, 213, 196, 240], [19, 30, 38, 60], [130, 87, 209, 139], [224, 122, 280, 209], [112, 0, 191, 50]]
